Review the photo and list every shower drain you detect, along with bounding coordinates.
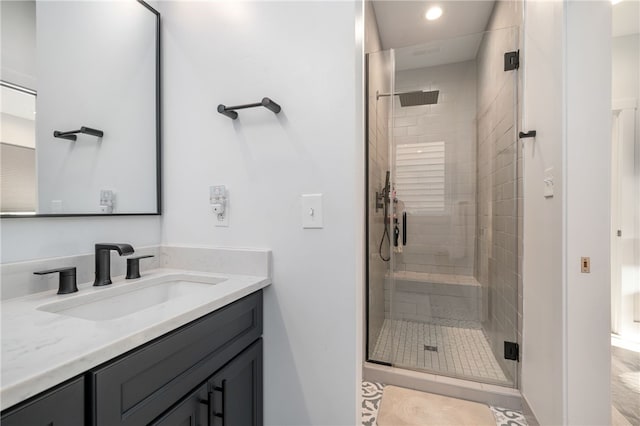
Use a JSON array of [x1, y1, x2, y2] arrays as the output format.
[[424, 345, 438, 352]]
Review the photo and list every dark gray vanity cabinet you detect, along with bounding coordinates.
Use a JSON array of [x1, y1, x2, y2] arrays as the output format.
[[150, 383, 209, 426], [1, 290, 263, 426], [0, 377, 85, 426], [91, 290, 263, 426], [208, 339, 263, 426], [151, 339, 263, 426]]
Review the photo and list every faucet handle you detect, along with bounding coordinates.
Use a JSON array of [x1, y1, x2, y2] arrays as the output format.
[[34, 267, 78, 294], [126, 255, 154, 280]]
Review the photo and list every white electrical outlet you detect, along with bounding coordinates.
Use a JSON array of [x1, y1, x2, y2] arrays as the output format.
[[100, 189, 115, 213], [210, 185, 228, 227]]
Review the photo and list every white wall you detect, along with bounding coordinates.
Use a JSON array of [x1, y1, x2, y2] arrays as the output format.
[[158, 2, 362, 425], [35, 1, 157, 214], [612, 35, 639, 101], [0, 0, 36, 89], [565, 2, 611, 424], [0, 216, 161, 264], [521, 0, 567, 424], [522, 1, 611, 424]]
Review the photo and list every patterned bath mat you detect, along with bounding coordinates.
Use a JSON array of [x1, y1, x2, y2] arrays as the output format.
[[362, 381, 527, 426], [376, 385, 496, 426], [490, 406, 528, 426], [362, 381, 385, 426]]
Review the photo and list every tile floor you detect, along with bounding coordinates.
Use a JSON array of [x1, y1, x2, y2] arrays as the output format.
[[611, 338, 640, 425], [372, 319, 509, 384], [362, 381, 527, 426]]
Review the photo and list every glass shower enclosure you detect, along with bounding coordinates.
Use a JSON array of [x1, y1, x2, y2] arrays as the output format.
[[366, 27, 521, 388]]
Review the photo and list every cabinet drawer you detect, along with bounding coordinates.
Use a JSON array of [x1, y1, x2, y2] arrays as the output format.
[[1, 377, 84, 426], [90, 290, 262, 426]]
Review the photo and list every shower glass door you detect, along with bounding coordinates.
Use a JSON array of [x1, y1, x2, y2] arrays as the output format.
[[366, 48, 399, 365], [386, 27, 521, 388]]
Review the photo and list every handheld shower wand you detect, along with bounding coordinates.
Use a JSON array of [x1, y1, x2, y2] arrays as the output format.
[[383, 170, 390, 198], [379, 171, 391, 262]]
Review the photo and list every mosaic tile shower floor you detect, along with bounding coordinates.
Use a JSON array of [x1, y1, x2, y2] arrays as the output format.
[[362, 381, 527, 426], [371, 319, 510, 384]]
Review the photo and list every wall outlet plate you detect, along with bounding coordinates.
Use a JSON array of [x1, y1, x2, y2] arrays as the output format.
[[214, 209, 228, 227], [210, 185, 228, 227]]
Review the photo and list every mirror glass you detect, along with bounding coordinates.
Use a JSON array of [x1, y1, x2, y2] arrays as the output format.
[[0, 0, 160, 216]]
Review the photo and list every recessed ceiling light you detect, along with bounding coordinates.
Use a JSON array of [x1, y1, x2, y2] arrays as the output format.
[[425, 6, 443, 21], [611, 0, 624, 4]]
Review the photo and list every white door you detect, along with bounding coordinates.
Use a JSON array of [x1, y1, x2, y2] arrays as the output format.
[[611, 100, 640, 340]]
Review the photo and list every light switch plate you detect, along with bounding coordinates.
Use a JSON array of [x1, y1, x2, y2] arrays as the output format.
[[544, 167, 554, 198], [302, 194, 323, 229]]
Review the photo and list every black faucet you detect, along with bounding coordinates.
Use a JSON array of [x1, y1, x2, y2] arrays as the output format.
[[94, 243, 134, 286], [34, 267, 78, 294]]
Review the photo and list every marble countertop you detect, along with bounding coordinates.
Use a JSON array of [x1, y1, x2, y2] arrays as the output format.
[[0, 268, 271, 411]]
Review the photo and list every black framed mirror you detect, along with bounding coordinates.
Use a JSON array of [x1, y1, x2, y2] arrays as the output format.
[[0, 0, 161, 217]]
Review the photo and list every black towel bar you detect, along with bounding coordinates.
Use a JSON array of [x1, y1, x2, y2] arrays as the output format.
[[53, 126, 104, 141], [217, 97, 281, 120]]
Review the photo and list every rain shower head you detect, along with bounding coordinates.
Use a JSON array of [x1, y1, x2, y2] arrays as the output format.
[[398, 90, 439, 107], [376, 89, 440, 107]]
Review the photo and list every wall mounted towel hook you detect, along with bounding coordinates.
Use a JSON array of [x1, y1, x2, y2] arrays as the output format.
[[217, 97, 281, 120], [53, 126, 104, 141]]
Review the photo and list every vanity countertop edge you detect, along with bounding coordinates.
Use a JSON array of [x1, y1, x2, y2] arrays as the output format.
[[0, 268, 271, 411]]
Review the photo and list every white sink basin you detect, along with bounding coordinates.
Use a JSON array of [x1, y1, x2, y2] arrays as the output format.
[[37, 274, 226, 321]]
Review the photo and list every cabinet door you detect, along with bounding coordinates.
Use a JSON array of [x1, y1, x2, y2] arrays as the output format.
[[208, 339, 263, 426], [1, 377, 84, 426], [91, 291, 262, 426], [150, 384, 208, 426]]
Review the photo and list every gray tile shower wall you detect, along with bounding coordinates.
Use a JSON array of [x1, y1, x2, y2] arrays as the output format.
[[367, 49, 392, 352], [475, 15, 522, 382], [392, 61, 478, 276]]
